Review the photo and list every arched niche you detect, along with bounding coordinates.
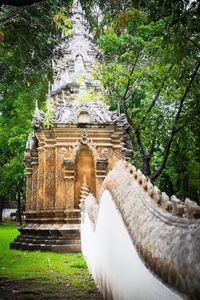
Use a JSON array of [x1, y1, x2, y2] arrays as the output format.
[[75, 54, 85, 75], [74, 146, 96, 208], [77, 111, 91, 124]]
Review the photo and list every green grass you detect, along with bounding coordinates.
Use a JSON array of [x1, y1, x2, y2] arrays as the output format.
[[0, 221, 97, 297]]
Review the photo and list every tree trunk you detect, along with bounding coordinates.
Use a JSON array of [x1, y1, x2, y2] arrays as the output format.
[[0, 197, 4, 223], [142, 158, 151, 178], [17, 179, 23, 225]]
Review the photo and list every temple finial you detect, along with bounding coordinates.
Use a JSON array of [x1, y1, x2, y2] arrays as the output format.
[[80, 129, 88, 145], [79, 175, 90, 208]]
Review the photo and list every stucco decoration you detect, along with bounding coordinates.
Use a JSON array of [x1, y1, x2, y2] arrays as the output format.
[[32, 100, 129, 127], [26, 132, 38, 151], [32, 101, 45, 129], [64, 129, 99, 165]]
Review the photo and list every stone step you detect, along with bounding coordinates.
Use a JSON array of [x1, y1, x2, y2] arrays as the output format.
[[10, 228, 81, 252], [45, 240, 59, 245], [14, 233, 80, 243], [45, 239, 80, 246], [51, 244, 81, 253], [64, 219, 81, 224], [60, 230, 80, 236], [58, 235, 80, 241], [46, 235, 61, 240], [14, 237, 42, 244], [57, 239, 80, 245], [16, 237, 33, 243], [22, 244, 41, 251], [10, 242, 21, 250], [40, 245, 52, 252], [31, 239, 47, 244]]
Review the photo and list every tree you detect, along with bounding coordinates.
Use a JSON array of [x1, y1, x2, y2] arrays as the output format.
[[0, 0, 71, 221], [93, 3, 200, 199]]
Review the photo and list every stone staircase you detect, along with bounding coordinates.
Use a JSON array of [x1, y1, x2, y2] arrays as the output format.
[[10, 209, 81, 252], [10, 227, 81, 252]]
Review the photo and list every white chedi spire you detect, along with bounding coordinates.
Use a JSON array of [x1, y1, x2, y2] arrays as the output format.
[[50, 0, 102, 102], [71, 0, 84, 15]]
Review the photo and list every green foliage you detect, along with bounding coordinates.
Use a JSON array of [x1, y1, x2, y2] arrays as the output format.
[[77, 88, 106, 104], [93, 3, 200, 200], [0, 1, 69, 204], [54, 6, 73, 37], [157, 125, 200, 202], [43, 106, 55, 129]]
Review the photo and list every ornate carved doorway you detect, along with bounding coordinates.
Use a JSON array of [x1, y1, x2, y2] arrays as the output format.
[[74, 146, 96, 208]]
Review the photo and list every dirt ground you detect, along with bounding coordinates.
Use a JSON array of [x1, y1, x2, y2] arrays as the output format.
[[0, 278, 104, 300]]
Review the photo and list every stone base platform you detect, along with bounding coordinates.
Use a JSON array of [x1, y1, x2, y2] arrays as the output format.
[[10, 224, 81, 253]]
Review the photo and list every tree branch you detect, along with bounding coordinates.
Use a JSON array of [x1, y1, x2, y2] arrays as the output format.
[[147, 118, 160, 159], [151, 60, 200, 180], [174, 110, 200, 134], [121, 53, 148, 164], [0, 9, 22, 24], [184, 34, 200, 51], [123, 56, 139, 101], [12, 27, 49, 76], [139, 64, 173, 127]]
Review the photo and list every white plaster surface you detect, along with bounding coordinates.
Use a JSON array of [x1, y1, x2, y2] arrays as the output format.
[[2, 208, 17, 219], [81, 190, 183, 300]]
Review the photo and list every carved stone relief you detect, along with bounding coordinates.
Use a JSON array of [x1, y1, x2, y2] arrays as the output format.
[[59, 147, 68, 159]]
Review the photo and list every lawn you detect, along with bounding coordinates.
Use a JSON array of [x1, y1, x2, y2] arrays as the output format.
[[0, 221, 102, 299]]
